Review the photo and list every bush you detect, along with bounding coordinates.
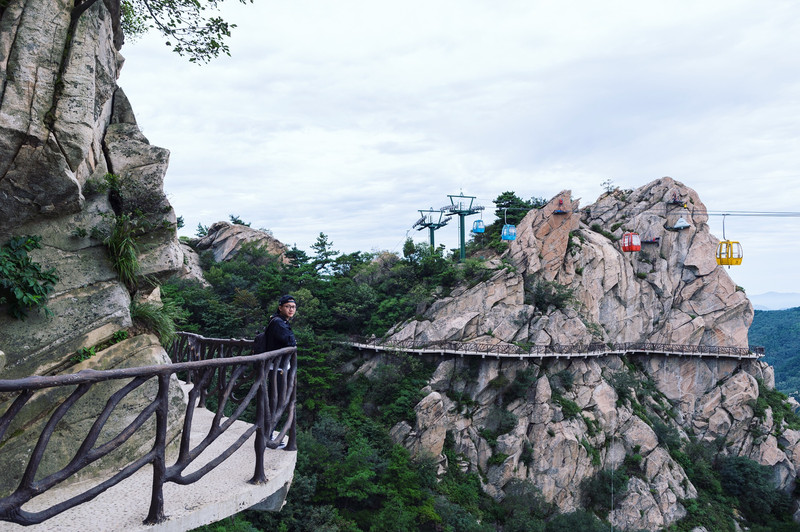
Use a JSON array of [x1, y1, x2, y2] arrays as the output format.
[[0, 235, 59, 319], [717, 455, 793, 524], [582, 467, 628, 515], [524, 276, 574, 312], [131, 300, 179, 345], [552, 391, 581, 419], [545, 510, 607, 532]]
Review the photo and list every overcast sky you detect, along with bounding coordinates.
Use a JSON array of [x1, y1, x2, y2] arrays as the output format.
[[117, 0, 800, 296]]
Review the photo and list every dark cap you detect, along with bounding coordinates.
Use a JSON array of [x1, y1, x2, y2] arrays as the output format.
[[279, 295, 296, 306]]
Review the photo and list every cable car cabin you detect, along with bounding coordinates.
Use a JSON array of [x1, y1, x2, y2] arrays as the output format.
[[472, 220, 485, 233], [716, 240, 743, 266], [501, 224, 517, 241], [621, 232, 641, 252]]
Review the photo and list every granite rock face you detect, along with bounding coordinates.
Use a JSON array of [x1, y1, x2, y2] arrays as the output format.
[[384, 353, 790, 531], [388, 177, 752, 349], [378, 178, 794, 530], [195, 221, 289, 264], [0, 0, 186, 491]]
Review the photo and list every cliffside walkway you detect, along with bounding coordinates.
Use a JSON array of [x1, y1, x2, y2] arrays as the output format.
[[0, 333, 297, 531], [346, 338, 765, 360]]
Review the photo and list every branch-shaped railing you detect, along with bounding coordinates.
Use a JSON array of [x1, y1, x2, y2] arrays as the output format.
[[0, 332, 296, 526], [347, 336, 765, 359]]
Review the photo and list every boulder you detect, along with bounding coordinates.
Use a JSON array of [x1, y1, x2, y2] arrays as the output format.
[[195, 221, 288, 263]]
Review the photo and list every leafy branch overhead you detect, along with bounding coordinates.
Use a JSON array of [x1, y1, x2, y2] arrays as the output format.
[[74, 0, 254, 63], [121, 0, 253, 62]]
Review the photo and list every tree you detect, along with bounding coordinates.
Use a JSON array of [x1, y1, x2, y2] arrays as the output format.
[[311, 233, 340, 275], [492, 192, 546, 226], [71, 0, 253, 63]]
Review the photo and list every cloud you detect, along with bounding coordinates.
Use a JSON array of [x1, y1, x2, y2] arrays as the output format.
[[118, 0, 800, 295]]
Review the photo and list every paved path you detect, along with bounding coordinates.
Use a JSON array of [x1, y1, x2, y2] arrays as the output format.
[[0, 390, 296, 532]]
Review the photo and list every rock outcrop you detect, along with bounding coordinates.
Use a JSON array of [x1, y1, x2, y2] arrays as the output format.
[[0, 0, 186, 492], [388, 178, 752, 349], [195, 221, 288, 264], [378, 179, 793, 530]]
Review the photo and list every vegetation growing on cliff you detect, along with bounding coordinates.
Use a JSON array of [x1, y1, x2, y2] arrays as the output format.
[[0, 235, 59, 319]]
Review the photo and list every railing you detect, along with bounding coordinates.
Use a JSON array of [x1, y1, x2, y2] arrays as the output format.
[[347, 336, 764, 359], [0, 333, 296, 526]]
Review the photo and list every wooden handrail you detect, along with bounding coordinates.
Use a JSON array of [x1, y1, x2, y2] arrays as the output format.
[[0, 333, 296, 526]]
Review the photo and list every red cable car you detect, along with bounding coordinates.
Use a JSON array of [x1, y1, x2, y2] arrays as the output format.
[[621, 232, 641, 252]]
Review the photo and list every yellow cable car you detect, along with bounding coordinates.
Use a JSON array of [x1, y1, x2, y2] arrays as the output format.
[[716, 240, 743, 266]]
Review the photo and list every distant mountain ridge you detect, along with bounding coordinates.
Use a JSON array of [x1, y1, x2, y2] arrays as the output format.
[[749, 292, 800, 311]]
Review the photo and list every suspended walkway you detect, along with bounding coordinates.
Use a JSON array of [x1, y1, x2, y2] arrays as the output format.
[[346, 337, 765, 361], [0, 333, 297, 531]]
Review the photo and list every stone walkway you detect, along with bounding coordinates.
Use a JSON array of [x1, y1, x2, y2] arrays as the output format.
[[0, 405, 296, 532]]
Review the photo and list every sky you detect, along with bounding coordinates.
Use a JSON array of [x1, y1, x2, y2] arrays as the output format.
[[117, 0, 800, 296]]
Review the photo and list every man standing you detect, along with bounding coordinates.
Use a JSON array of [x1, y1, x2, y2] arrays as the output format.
[[266, 294, 297, 351]]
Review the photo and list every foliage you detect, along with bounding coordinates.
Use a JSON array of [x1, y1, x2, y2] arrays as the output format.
[[582, 467, 628, 516], [104, 213, 141, 290], [750, 307, 800, 398], [468, 191, 545, 255], [756, 379, 800, 431], [545, 510, 607, 531], [0, 235, 59, 319], [492, 191, 547, 225], [119, 0, 254, 63], [524, 276, 574, 312], [551, 391, 580, 419], [70, 346, 97, 364], [505, 367, 538, 402], [717, 455, 793, 525], [590, 223, 618, 241], [130, 300, 179, 345], [550, 369, 574, 391]]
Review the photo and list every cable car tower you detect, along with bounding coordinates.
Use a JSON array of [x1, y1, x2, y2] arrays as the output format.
[[444, 193, 484, 260], [413, 209, 450, 250]]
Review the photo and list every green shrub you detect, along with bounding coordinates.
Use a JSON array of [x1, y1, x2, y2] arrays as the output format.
[[582, 467, 628, 515], [104, 213, 140, 290], [552, 391, 580, 419], [524, 276, 574, 312], [70, 346, 96, 364], [487, 452, 509, 467], [506, 367, 538, 402], [131, 300, 179, 345], [0, 235, 59, 319]]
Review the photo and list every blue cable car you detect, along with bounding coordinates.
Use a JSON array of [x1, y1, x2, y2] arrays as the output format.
[[472, 219, 485, 233], [501, 224, 516, 241]]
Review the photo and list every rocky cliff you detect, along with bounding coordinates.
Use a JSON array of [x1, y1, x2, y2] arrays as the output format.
[[381, 179, 796, 530], [388, 178, 751, 349], [0, 0, 186, 492]]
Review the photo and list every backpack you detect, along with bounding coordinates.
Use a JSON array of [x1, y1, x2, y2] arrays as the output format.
[[253, 317, 279, 354]]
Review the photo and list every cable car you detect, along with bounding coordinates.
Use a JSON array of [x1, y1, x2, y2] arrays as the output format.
[[472, 220, 485, 233], [501, 224, 516, 241], [621, 232, 641, 252], [716, 240, 743, 266], [672, 217, 690, 230]]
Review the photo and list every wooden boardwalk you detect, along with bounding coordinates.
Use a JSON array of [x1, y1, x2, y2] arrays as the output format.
[[345, 338, 765, 361]]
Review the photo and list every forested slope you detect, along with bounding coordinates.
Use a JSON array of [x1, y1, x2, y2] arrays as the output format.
[[750, 308, 800, 399]]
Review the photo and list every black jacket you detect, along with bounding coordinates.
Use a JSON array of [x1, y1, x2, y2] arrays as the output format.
[[265, 314, 296, 351]]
